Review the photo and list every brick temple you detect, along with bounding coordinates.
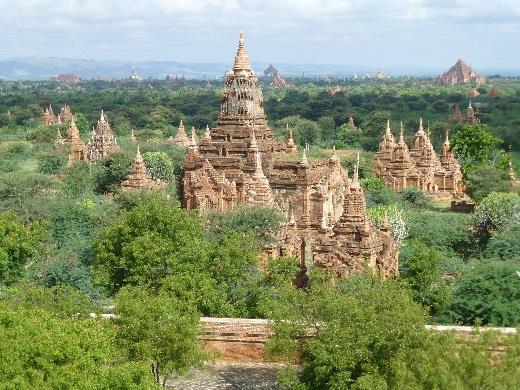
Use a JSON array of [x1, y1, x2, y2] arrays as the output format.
[[374, 119, 464, 198], [179, 32, 399, 278]]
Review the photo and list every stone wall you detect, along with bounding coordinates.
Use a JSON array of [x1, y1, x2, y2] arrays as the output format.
[[200, 317, 517, 363]]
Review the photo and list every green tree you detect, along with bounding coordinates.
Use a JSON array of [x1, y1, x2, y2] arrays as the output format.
[[114, 286, 204, 388], [473, 192, 520, 236], [74, 112, 90, 136], [295, 118, 321, 146], [0, 212, 47, 285], [451, 125, 502, 172], [441, 260, 520, 326], [399, 242, 451, 316], [465, 165, 511, 202], [485, 222, 520, 260], [142, 151, 175, 182], [94, 151, 133, 194], [0, 303, 156, 389]]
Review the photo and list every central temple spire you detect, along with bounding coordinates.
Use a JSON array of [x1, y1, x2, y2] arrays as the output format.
[[233, 31, 252, 72]]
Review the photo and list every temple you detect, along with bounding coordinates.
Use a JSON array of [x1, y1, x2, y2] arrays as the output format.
[[64, 118, 88, 164], [41, 104, 75, 125], [180, 32, 399, 278], [121, 147, 166, 191], [270, 72, 287, 88], [374, 119, 463, 198], [461, 101, 480, 124], [437, 59, 486, 85], [169, 120, 191, 147], [347, 116, 359, 131], [450, 104, 463, 121], [87, 111, 119, 162], [313, 157, 399, 278]]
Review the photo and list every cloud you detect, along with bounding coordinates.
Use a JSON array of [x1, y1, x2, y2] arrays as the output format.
[[0, 0, 518, 67]]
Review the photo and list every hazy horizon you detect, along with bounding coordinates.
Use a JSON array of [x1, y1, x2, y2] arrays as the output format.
[[1, 1, 519, 69]]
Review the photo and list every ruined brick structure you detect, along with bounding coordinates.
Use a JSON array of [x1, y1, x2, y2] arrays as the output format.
[[169, 120, 191, 147], [461, 101, 480, 124], [41, 104, 74, 125], [87, 111, 119, 162], [121, 147, 166, 191], [270, 72, 287, 88], [64, 118, 88, 165], [180, 32, 398, 278], [437, 59, 485, 85], [347, 116, 359, 131], [375, 119, 464, 198]]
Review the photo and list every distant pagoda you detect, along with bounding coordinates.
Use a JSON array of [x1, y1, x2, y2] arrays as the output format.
[[87, 110, 119, 162], [64, 118, 87, 163], [270, 72, 287, 88], [437, 59, 485, 85], [461, 101, 480, 124], [169, 120, 191, 147], [121, 147, 166, 191]]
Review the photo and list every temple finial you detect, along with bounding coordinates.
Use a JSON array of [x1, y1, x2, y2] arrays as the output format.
[[444, 128, 450, 145], [300, 149, 308, 166], [399, 122, 404, 143], [233, 31, 251, 71], [386, 119, 391, 134]]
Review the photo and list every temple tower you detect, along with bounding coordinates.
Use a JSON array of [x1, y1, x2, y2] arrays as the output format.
[[87, 110, 119, 162]]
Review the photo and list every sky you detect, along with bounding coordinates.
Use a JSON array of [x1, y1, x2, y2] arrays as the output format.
[[1, 0, 519, 69]]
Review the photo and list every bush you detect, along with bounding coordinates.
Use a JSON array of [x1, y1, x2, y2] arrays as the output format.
[[362, 177, 400, 207], [400, 187, 430, 207], [36, 151, 66, 174], [465, 165, 510, 202], [485, 222, 520, 260], [473, 192, 520, 236], [405, 210, 473, 257], [142, 151, 175, 182], [441, 260, 520, 326]]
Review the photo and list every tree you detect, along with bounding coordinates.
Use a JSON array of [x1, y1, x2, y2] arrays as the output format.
[[94, 151, 133, 194], [295, 119, 321, 146], [399, 242, 452, 316], [442, 260, 520, 326], [0, 303, 156, 389], [92, 195, 261, 318], [473, 192, 520, 236], [0, 212, 47, 285], [465, 165, 511, 202], [264, 272, 519, 389], [485, 222, 520, 260], [142, 151, 175, 182], [115, 286, 204, 388], [74, 112, 90, 136], [451, 125, 502, 172]]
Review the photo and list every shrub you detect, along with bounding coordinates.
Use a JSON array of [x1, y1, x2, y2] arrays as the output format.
[[442, 260, 520, 326], [36, 151, 66, 174], [485, 222, 520, 261], [473, 192, 520, 235], [465, 165, 510, 202]]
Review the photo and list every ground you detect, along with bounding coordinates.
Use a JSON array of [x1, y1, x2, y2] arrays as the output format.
[[167, 363, 290, 389]]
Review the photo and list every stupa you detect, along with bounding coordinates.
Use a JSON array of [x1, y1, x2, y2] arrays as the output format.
[[87, 110, 119, 162], [169, 121, 191, 147], [64, 118, 87, 162], [121, 147, 166, 191]]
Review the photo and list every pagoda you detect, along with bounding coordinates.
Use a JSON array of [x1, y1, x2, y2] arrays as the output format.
[[450, 104, 463, 121], [59, 104, 74, 122], [180, 32, 399, 278], [347, 116, 359, 131], [375, 120, 464, 197], [270, 72, 287, 88], [437, 59, 486, 85], [313, 157, 399, 278], [169, 121, 191, 147], [64, 118, 87, 162], [87, 111, 119, 162], [489, 86, 499, 97], [41, 105, 57, 125], [121, 147, 166, 191], [461, 101, 480, 124]]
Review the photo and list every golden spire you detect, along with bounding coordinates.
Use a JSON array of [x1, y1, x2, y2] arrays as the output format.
[[233, 31, 252, 71], [444, 128, 450, 146]]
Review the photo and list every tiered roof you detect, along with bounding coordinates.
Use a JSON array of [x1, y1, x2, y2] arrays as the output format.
[[121, 147, 165, 191], [87, 110, 119, 162]]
